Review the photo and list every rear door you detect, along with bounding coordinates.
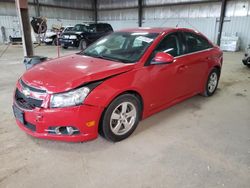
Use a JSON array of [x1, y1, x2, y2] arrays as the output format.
[[178, 31, 214, 94]]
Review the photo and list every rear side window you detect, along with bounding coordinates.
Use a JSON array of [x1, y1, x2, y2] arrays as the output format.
[[184, 32, 213, 53], [104, 24, 113, 32], [96, 24, 109, 32]]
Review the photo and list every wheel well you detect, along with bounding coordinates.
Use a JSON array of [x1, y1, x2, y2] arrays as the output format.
[[214, 65, 221, 76], [111, 90, 144, 119]]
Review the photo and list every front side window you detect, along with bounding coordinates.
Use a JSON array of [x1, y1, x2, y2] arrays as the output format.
[[72, 24, 87, 32], [72, 24, 96, 32], [146, 32, 182, 64], [154, 33, 181, 57], [81, 32, 158, 63], [184, 32, 213, 53]]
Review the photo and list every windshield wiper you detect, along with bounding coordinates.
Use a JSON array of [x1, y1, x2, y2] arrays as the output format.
[[81, 52, 132, 63]]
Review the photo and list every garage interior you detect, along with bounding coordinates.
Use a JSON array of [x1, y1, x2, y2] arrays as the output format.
[[0, 0, 250, 188]]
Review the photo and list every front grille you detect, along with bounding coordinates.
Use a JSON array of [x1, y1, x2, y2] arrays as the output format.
[[15, 89, 43, 110], [20, 79, 46, 93], [24, 122, 36, 132]]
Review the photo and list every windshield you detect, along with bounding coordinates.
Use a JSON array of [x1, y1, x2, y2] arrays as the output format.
[[81, 32, 158, 63], [72, 24, 89, 32]]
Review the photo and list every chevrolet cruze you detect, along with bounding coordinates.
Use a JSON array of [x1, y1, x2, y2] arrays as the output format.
[[13, 28, 223, 142]]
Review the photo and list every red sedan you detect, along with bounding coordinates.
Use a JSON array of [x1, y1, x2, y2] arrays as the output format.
[[13, 28, 223, 142]]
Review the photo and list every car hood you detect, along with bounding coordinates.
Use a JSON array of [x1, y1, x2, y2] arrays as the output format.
[[22, 54, 134, 93], [45, 31, 56, 37]]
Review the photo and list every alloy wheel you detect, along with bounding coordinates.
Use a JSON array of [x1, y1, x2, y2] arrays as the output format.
[[208, 72, 218, 93], [110, 102, 137, 135]]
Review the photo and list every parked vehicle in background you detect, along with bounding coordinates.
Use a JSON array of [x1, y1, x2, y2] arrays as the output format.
[[13, 27, 223, 142], [59, 23, 113, 50], [43, 26, 73, 45], [242, 44, 250, 68]]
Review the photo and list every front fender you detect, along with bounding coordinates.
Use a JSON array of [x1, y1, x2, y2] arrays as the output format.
[[84, 68, 149, 116]]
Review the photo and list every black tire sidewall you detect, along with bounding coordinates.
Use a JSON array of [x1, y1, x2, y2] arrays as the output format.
[[101, 94, 141, 142], [246, 57, 250, 68], [204, 68, 220, 96], [79, 39, 87, 50], [53, 37, 58, 46]]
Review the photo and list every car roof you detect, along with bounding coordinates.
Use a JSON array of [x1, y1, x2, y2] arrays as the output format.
[[76, 23, 110, 26], [118, 27, 200, 34]]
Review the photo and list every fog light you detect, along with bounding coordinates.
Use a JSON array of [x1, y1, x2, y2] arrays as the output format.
[[55, 126, 63, 135], [46, 126, 80, 135], [66, 127, 75, 135]]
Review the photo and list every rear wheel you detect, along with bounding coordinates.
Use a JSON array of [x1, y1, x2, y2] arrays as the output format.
[[62, 46, 68, 49], [203, 68, 220, 97], [100, 94, 141, 142]]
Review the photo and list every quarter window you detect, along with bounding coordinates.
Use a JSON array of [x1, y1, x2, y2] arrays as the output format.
[[184, 32, 212, 53]]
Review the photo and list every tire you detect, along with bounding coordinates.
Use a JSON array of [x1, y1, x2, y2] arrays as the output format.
[[79, 39, 87, 50], [52, 37, 58, 46], [100, 94, 141, 142], [246, 58, 250, 68], [62, 46, 68, 49], [202, 68, 220, 97]]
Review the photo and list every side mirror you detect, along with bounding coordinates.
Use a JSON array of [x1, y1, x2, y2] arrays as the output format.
[[151, 52, 174, 65]]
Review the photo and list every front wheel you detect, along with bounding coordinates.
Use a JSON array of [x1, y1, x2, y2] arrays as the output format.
[[79, 39, 87, 50], [202, 68, 220, 97], [100, 94, 141, 142]]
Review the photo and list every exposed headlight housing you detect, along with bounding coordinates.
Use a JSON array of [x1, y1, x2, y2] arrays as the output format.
[[50, 87, 90, 108], [69, 35, 77, 39]]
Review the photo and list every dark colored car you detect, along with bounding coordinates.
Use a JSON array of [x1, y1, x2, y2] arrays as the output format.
[[59, 23, 113, 50], [242, 44, 250, 68], [13, 28, 223, 142]]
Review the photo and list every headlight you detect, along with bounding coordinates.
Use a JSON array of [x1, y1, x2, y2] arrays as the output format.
[[69, 35, 77, 39], [63, 35, 69, 39], [50, 87, 90, 108]]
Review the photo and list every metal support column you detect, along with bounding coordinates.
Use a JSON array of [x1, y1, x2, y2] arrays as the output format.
[[34, 0, 40, 17], [217, 0, 227, 46], [94, 0, 98, 24], [138, 0, 142, 27], [15, 0, 34, 57]]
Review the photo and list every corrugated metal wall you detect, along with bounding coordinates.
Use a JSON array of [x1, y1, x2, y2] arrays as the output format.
[[143, 18, 217, 42], [0, 1, 94, 43], [97, 0, 250, 49], [1, 0, 250, 49]]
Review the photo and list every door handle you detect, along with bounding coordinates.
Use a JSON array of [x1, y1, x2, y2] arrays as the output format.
[[177, 65, 188, 72]]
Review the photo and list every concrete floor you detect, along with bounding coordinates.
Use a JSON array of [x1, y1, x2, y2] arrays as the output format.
[[0, 44, 249, 188]]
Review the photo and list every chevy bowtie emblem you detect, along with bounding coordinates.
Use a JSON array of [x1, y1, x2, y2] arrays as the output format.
[[22, 87, 31, 97]]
